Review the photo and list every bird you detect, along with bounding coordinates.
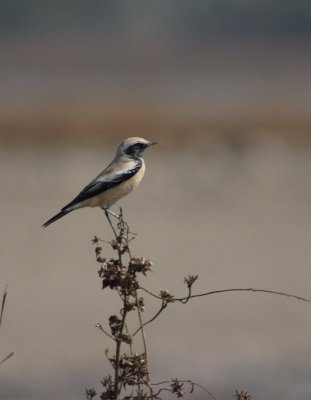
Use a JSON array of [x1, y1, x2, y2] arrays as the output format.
[[42, 137, 159, 227]]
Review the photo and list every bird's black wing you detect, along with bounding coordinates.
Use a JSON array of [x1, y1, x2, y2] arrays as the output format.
[[62, 160, 142, 210]]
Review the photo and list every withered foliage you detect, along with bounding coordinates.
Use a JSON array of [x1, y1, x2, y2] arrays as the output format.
[[87, 204, 310, 400], [235, 390, 252, 400], [86, 210, 210, 400], [86, 209, 297, 399]]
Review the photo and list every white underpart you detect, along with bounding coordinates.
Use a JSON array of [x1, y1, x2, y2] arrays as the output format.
[[70, 160, 146, 210]]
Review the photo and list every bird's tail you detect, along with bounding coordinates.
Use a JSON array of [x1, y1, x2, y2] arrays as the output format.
[[42, 209, 72, 227]]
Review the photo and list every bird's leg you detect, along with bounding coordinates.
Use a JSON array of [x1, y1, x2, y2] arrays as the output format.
[[102, 208, 118, 239], [102, 207, 119, 219]]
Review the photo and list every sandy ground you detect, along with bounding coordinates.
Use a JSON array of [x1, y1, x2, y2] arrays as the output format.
[[1, 137, 311, 399]]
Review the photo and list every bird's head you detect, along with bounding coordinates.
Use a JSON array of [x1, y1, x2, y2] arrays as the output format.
[[117, 137, 159, 159]]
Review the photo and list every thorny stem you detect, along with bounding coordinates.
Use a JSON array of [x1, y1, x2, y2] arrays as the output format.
[[109, 210, 151, 385], [107, 212, 125, 400], [123, 223, 151, 384], [125, 321, 134, 356], [135, 292, 150, 380], [132, 300, 167, 337], [114, 297, 128, 400], [104, 210, 152, 399], [124, 227, 151, 377], [103, 210, 126, 400]]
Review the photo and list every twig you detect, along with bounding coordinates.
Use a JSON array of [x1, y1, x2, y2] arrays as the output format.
[[0, 285, 8, 332], [181, 285, 192, 304], [95, 323, 115, 341], [176, 288, 311, 303], [132, 300, 167, 337], [135, 287, 311, 333], [134, 292, 150, 380], [140, 286, 311, 304], [0, 352, 14, 366], [0, 287, 14, 366], [103, 209, 129, 400], [139, 287, 162, 300], [114, 300, 128, 400], [150, 388, 172, 398], [151, 379, 218, 400]]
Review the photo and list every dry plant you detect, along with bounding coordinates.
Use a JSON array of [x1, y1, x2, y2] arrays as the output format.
[[0, 286, 14, 366], [86, 209, 311, 400], [235, 390, 252, 400]]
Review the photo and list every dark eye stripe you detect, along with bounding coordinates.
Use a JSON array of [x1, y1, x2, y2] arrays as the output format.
[[133, 143, 144, 149], [125, 143, 145, 155]]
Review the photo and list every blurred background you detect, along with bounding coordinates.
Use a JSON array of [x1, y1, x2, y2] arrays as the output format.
[[1, 1, 311, 399]]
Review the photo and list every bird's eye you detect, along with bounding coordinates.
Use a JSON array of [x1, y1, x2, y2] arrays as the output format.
[[125, 143, 145, 155]]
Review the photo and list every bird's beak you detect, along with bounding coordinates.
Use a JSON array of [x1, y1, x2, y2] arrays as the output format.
[[147, 141, 160, 147]]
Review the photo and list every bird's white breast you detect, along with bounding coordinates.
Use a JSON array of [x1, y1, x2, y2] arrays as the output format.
[[80, 160, 146, 208]]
